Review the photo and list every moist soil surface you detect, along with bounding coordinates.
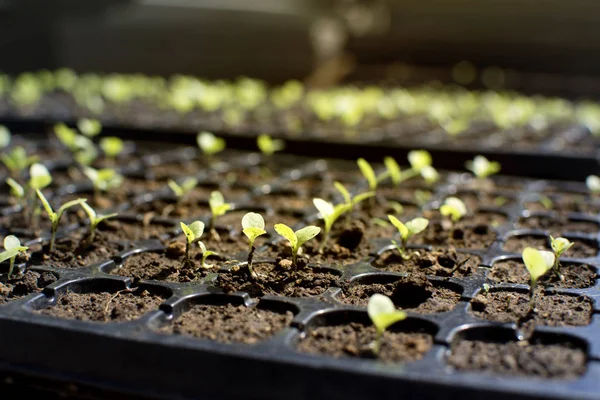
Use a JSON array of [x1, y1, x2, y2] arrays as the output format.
[[413, 215, 498, 249], [335, 273, 461, 314], [470, 289, 592, 327], [297, 322, 433, 363], [517, 216, 599, 234], [454, 191, 516, 210], [447, 339, 586, 379], [0, 270, 57, 305], [29, 230, 129, 269], [374, 248, 482, 278], [36, 288, 165, 322], [215, 259, 340, 298], [489, 260, 597, 288], [96, 217, 176, 243], [525, 194, 600, 215], [159, 303, 293, 344], [502, 236, 598, 258]]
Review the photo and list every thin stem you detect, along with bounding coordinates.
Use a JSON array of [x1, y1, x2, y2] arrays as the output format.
[[185, 241, 190, 262], [318, 230, 329, 253], [373, 329, 383, 356], [292, 250, 298, 269], [49, 223, 57, 253], [529, 279, 537, 313], [8, 257, 15, 280], [247, 244, 256, 277]]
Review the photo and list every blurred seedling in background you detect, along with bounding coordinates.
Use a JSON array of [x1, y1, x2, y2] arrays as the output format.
[[586, 175, 600, 195], [439, 197, 467, 223], [77, 118, 102, 137], [83, 167, 123, 203], [0, 235, 29, 280], [1, 146, 38, 178], [208, 191, 232, 239], [99, 136, 125, 165], [466, 155, 501, 180], [197, 131, 226, 157], [0, 125, 10, 149], [257, 134, 285, 176]]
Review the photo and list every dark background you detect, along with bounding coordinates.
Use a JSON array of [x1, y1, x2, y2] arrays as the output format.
[[0, 0, 599, 97]]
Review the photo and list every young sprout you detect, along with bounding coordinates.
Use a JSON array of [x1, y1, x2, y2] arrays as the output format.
[[241, 212, 267, 276], [367, 293, 407, 355], [0, 125, 10, 148], [586, 175, 600, 194], [27, 163, 53, 225], [83, 167, 123, 197], [383, 156, 402, 186], [408, 150, 433, 173], [257, 134, 285, 156], [387, 215, 429, 259], [465, 155, 501, 179], [54, 123, 78, 151], [197, 131, 226, 156], [180, 221, 205, 263], [549, 236, 574, 280], [36, 190, 86, 252], [1, 146, 38, 178], [333, 181, 375, 209], [99, 137, 124, 161], [80, 203, 118, 246], [208, 191, 232, 234], [439, 197, 468, 222], [0, 235, 29, 279], [274, 223, 321, 268], [77, 118, 102, 137], [312, 198, 352, 252], [198, 241, 218, 269], [6, 178, 25, 206], [522, 247, 555, 312], [167, 177, 198, 203]]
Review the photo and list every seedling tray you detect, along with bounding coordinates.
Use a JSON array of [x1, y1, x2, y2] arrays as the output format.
[[1, 134, 600, 400]]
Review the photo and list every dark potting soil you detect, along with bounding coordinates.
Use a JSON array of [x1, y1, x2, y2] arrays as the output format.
[[413, 216, 497, 249], [454, 191, 516, 211], [159, 303, 293, 344], [524, 194, 600, 215], [296, 322, 433, 363], [29, 230, 128, 269], [96, 217, 176, 243], [469, 289, 592, 326], [215, 259, 340, 298], [0, 270, 57, 305], [502, 236, 598, 258], [336, 273, 461, 314], [0, 208, 79, 235], [35, 288, 165, 322], [517, 216, 599, 234], [374, 248, 482, 278], [488, 260, 597, 288], [447, 339, 586, 379]]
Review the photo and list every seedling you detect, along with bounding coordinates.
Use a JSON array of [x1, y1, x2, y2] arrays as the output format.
[[549, 236, 574, 280], [274, 223, 320, 268], [333, 181, 375, 209], [27, 163, 52, 225], [257, 134, 285, 156], [180, 221, 205, 264], [522, 247, 554, 312], [198, 242, 218, 269], [357, 158, 379, 192], [168, 177, 198, 203], [36, 190, 86, 252], [208, 191, 232, 234], [312, 198, 352, 251], [6, 178, 25, 206], [440, 197, 468, 222], [586, 175, 600, 194], [241, 212, 267, 276], [408, 150, 433, 173], [80, 203, 118, 246], [0, 125, 10, 148], [465, 155, 501, 179], [99, 137, 124, 161], [1, 146, 38, 177], [54, 123, 98, 165], [77, 118, 102, 137], [83, 167, 123, 197], [0, 235, 29, 279], [383, 156, 402, 186], [387, 215, 429, 259], [367, 293, 407, 355], [197, 131, 226, 156], [537, 195, 553, 210]]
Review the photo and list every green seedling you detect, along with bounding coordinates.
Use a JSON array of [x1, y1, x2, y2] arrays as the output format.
[[387, 215, 429, 259], [198, 241, 218, 269], [180, 220, 205, 264], [312, 198, 352, 252], [168, 177, 198, 203], [197, 131, 226, 156], [27, 163, 52, 225], [54, 123, 98, 165], [383, 157, 402, 186], [357, 158, 379, 192], [440, 197, 468, 222], [367, 293, 407, 355], [274, 223, 320, 268], [77, 118, 102, 137], [54, 123, 79, 151], [0, 125, 10, 148], [549, 236, 574, 280], [241, 212, 267, 276], [586, 175, 600, 194], [257, 134, 285, 156], [36, 190, 86, 252], [80, 202, 118, 247], [208, 191, 232, 234], [99, 137, 124, 161], [0, 235, 29, 280], [334, 181, 376, 209], [6, 178, 25, 209], [408, 150, 433, 173], [83, 167, 123, 196], [465, 155, 501, 179], [522, 247, 554, 312], [1, 146, 38, 177], [537, 195, 553, 210]]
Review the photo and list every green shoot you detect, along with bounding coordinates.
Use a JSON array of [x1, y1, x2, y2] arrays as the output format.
[[408, 150, 432, 172], [73, 135, 98, 166], [1, 146, 38, 177], [383, 157, 402, 186], [313, 198, 352, 252], [77, 118, 102, 137], [357, 158, 378, 191], [198, 241, 218, 269], [208, 191, 232, 233], [538, 195, 553, 210], [333, 181, 375, 208], [465, 155, 501, 179], [80, 202, 118, 246], [99, 137, 124, 160], [522, 247, 554, 312], [440, 197, 467, 222], [242, 212, 267, 276], [0, 125, 10, 148], [83, 167, 123, 196], [549, 236, 574, 280], [180, 221, 205, 263], [29, 163, 52, 191], [367, 293, 407, 355], [420, 165, 440, 184], [586, 175, 600, 194], [54, 123, 78, 151], [36, 190, 86, 252], [257, 134, 285, 156], [274, 223, 320, 268], [387, 215, 429, 259], [167, 177, 198, 203], [0, 235, 29, 279], [197, 131, 226, 156], [6, 178, 25, 204]]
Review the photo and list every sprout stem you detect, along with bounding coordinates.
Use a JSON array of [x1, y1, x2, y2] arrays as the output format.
[[247, 244, 256, 277], [318, 231, 329, 253], [373, 329, 383, 355], [529, 278, 537, 313], [8, 256, 15, 280], [552, 258, 564, 281]]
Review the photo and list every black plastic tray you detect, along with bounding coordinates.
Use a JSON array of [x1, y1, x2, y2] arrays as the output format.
[[1, 136, 600, 400]]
